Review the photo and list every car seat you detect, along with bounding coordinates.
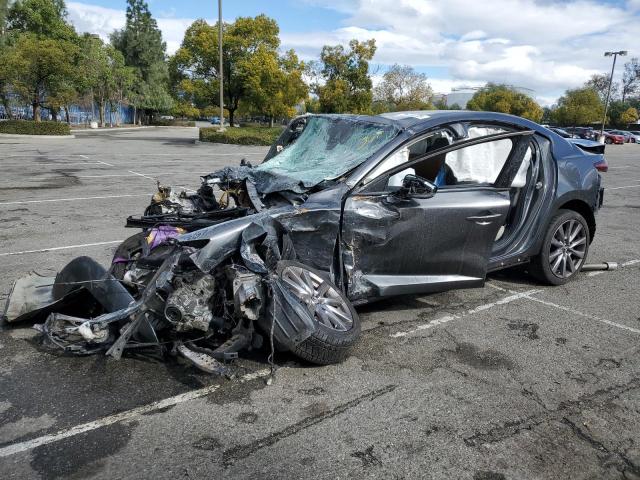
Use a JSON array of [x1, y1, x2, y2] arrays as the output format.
[[413, 137, 450, 185]]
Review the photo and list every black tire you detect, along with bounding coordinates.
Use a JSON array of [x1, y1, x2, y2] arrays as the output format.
[[276, 260, 360, 365], [109, 232, 147, 280], [530, 209, 590, 285], [605, 137, 613, 144]]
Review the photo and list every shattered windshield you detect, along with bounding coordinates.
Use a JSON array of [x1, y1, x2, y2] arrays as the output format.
[[256, 116, 400, 187]]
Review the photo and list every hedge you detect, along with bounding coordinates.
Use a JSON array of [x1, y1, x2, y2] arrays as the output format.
[[0, 120, 71, 136], [149, 119, 196, 127], [199, 126, 283, 146]]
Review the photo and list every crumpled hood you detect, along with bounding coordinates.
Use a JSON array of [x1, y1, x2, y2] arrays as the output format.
[[177, 208, 291, 272]]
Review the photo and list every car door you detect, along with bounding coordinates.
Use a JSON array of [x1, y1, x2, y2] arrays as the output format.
[[341, 130, 534, 301]]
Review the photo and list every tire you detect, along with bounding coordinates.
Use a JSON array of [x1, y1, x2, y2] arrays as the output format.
[[605, 137, 613, 144], [109, 232, 147, 280], [276, 260, 361, 365], [530, 209, 590, 285]]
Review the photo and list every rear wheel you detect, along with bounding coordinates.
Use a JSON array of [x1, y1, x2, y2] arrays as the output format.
[[530, 209, 590, 285], [277, 261, 360, 365]]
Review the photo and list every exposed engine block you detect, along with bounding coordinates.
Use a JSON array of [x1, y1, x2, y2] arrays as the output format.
[[164, 275, 216, 332]]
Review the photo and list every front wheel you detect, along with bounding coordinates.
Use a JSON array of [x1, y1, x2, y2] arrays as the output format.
[[530, 209, 590, 285], [109, 232, 147, 280], [277, 261, 360, 365]]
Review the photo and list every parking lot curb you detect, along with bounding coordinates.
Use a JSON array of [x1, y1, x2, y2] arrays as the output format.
[[0, 133, 75, 139]]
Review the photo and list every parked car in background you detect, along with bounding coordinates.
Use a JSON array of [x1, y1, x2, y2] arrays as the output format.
[[628, 130, 640, 142], [549, 127, 577, 138], [564, 127, 596, 140], [602, 131, 625, 144], [607, 130, 636, 143]]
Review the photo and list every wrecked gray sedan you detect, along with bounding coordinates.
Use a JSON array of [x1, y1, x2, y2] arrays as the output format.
[[2, 111, 605, 372]]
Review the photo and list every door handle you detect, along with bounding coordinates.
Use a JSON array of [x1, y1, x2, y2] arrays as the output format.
[[466, 213, 502, 225]]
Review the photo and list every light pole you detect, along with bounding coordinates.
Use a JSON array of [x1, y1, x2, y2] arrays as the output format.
[[217, 0, 225, 131], [600, 50, 627, 141]]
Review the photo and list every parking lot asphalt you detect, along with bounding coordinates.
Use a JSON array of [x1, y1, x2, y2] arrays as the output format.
[[0, 127, 639, 480]]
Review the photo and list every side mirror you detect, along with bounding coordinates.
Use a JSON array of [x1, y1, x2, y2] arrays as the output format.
[[396, 174, 437, 197]]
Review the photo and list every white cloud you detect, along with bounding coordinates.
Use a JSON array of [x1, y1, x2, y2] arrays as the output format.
[[67, 2, 125, 41], [66, 2, 200, 54], [294, 0, 640, 101], [66, 0, 640, 103]]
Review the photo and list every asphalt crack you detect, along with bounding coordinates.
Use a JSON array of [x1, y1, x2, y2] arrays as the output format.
[[562, 417, 640, 477], [464, 378, 640, 448], [222, 384, 397, 466]]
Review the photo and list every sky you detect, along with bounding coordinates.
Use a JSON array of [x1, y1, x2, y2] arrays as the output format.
[[65, 0, 640, 106]]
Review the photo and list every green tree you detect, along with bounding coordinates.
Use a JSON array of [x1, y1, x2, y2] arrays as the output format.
[[0, 0, 12, 117], [7, 0, 75, 40], [171, 15, 281, 126], [111, 0, 170, 123], [111, 0, 165, 83], [621, 58, 640, 103], [585, 73, 618, 103], [240, 48, 307, 126], [552, 87, 604, 127], [373, 64, 433, 113], [315, 39, 377, 114], [4, 33, 78, 121], [620, 107, 639, 126], [4, 0, 80, 121], [606, 100, 640, 128], [467, 83, 543, 122], [77, 35, 136, 126], [0, 0, 8, 38]]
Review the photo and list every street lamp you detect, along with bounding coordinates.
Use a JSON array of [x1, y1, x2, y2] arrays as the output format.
[[600, 50, 627, 141], [217, 0, 225, 132]]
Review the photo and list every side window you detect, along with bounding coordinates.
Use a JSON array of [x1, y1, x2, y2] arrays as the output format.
[[364, 129, 453, 187]]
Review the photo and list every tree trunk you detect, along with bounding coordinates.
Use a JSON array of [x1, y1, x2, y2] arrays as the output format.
[[133, 105, 136, 126], [51, 109, 58, 122], [228, 108, 235, 127], [99, 100, 105, 127], [33, 102, 41, 122], [64, 106, 70, 124], [269, 115, 274, 128]]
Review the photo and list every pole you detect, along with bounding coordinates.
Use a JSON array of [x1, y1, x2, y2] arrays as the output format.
[[601, 53, 618, 138], [218, 0, 225, 131]]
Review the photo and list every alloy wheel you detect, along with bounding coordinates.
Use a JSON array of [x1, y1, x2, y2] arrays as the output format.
[[548, 219, 587, 278], [281, 265, 354, 332]]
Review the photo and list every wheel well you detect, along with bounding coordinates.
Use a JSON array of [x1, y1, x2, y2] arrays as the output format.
[[558, 199, 596, 242]]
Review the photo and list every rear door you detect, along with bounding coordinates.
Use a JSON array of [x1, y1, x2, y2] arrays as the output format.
[[341, 130, 533, 301]]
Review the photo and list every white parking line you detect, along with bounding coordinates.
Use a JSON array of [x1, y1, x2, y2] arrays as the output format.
[[391, 289, 541, 338], [0, 193, 150, 206], [2, 154, 90, 158], [0, 369, 272, 458], [622, 259, 640, 267], [608, 184, 640, 190], [105, 152, 265, 156], [96, 160, 114, 166], [524, 294, 640, 334], [77, 172, 195, 178], [0, 240, 124, 257], [128, 170, 155, 180]]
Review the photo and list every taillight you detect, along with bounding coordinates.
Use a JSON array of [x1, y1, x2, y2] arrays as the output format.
[[594, 159, 608, 172]]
